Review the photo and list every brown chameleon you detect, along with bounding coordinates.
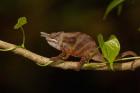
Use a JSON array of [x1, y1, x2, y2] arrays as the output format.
[[40, 31, 104, 69]]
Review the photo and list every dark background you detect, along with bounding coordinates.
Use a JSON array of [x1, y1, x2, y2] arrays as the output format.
[[0, 0, 140, 93]]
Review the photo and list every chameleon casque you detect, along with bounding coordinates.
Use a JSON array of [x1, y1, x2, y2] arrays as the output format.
[[40, 31, 104, 69]]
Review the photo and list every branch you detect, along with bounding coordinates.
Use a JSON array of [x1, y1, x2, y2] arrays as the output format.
[[0, 40, 140, 71]]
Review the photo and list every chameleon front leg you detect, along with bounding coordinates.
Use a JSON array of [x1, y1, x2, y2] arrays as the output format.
[[51, 52, 70, 62]]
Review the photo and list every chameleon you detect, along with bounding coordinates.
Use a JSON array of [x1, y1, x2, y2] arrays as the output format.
[[40, 31, 104, 69]]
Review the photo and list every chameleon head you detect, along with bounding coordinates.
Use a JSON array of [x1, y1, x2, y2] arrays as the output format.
[[40, 32, 64, 50]]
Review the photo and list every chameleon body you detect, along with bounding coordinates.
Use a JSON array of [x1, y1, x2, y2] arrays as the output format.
[[40, 32, 104, 69]]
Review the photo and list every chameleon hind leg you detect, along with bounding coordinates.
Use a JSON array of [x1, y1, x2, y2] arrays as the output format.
[[76, 57, 89, 71]]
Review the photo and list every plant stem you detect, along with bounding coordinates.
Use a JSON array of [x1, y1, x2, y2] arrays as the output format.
[[20, 27, 25, 48], [110, 63, 114, 70], [115, 56, 140, 62]]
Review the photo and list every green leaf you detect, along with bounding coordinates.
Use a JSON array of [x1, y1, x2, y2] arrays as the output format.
[[104, 35, 120, 62], [102, 35, 120, 69], [0, 47, 16, 51], [97, 34, 104, 49], [98, 34, 120, 70], [14, 17, 27, 30], [103, 0, 125, 20]]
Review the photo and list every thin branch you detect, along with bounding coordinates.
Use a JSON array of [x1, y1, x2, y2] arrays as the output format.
[[0, 40, 140, 71]]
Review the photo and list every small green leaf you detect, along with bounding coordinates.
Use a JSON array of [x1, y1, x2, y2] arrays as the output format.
[[103, 0, 125, 20], [0, 47, 16, 51], [98, 34, 120, 70], [0, 45, 22, 52], [97, 34, 104, 49], [102, 35, 120, 70], [14, 17, 27, 30], [13, 17, 27, 48]]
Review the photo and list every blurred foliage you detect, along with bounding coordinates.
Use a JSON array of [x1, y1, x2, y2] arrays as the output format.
[[104, 0, 125, 19], [98, 34, 120, 70]]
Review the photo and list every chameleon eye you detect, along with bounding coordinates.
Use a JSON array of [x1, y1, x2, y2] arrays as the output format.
[[50, 32, 62, 38]]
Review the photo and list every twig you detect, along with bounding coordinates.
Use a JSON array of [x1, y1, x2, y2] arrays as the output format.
[[0, 40, 140, 71]]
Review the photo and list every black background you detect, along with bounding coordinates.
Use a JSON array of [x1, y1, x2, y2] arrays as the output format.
[[0, 0, 140, 93]]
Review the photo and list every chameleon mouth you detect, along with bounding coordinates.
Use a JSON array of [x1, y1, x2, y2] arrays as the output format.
[[40, 32, 60, 50], [47, 38, 58, 43]]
